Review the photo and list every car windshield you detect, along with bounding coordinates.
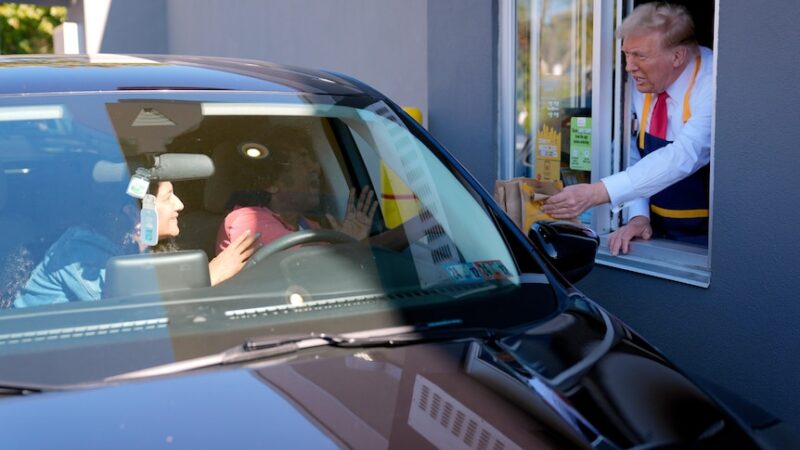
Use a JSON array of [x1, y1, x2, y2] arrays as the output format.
[[0, 91, 556, 385]]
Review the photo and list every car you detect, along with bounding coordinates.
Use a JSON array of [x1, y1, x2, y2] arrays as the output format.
[[0, 54, 794, 449]]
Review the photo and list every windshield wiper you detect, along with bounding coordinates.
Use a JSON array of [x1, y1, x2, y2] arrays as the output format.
[[0, 380, 61, 396], [0, 386, 40, 396], [107, 320, 502, 383], [245, 323, 499, 351]]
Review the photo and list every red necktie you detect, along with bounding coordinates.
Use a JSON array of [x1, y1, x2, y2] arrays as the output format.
[[649, 91, 669, 140]]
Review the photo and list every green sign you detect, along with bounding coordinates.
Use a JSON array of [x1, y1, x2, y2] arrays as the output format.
[[569, 117, 592, 171]]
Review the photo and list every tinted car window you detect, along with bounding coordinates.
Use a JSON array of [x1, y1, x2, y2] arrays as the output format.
[[0, 92, 556, 385]]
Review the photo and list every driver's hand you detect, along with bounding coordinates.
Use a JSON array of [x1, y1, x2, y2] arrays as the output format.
[[326, 187, 378, 240], [209, 229, 260, 285]]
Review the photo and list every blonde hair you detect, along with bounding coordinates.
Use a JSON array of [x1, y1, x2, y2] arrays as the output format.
[[617, 2, 697, 50]]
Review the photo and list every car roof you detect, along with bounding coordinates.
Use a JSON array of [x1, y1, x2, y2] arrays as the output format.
[[0, 54, 368, 96]]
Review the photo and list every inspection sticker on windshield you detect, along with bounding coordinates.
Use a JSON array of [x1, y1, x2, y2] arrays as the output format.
[[446, 261, 511, 282], [473, 260, 511, 280], [446, 263, 483, 283]]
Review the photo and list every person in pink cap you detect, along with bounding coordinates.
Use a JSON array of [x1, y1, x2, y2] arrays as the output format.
[[216, 136, 376, 256]]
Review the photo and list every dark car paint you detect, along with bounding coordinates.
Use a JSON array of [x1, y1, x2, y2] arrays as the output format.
[[0, 55, 364, 96], [0, 323, 757, 450], [0, 291, 765, 449], [0, 55, 791, 449]]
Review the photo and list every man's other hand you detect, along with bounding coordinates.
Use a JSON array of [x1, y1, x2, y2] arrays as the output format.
[[541, 182, 610, 219], [608, 215, 653, 256]]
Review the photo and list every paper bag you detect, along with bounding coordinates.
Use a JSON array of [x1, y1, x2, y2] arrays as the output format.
[[493, 177, 565, 232]]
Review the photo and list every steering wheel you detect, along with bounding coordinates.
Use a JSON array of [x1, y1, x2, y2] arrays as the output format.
[[245, 229, 358, 269]]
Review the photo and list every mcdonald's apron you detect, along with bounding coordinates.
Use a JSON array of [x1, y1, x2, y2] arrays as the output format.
[[637, 55, 709, 245]]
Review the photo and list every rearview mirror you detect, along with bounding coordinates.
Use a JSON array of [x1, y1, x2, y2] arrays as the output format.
[[529, 221, 599, 283], [149, 153, 215, 181], [92, 153, 215, 184]]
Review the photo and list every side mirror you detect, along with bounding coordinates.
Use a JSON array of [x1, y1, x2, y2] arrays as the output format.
[[529, 220, 599, 283]]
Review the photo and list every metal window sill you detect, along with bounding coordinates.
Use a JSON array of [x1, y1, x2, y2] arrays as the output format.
[[595, 235, 710, 288]]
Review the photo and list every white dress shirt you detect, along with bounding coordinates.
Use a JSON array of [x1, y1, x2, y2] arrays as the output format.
[[602, 46, 714, 220]]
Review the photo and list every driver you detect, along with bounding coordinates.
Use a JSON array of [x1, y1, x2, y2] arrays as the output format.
[[216, 138, 377, 255], [13, 180, 258, 308]]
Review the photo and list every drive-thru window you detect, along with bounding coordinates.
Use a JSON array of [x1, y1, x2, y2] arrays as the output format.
[[499, 0, 716, 287]]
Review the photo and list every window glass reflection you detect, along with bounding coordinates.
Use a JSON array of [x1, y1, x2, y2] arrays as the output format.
[[515, 0, 594, 224]]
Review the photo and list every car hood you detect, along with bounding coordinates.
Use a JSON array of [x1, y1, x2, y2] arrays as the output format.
[[5, 341, 570, 449], [0, 306, 763, 450]]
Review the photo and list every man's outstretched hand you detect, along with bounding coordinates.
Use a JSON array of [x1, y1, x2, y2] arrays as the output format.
[[541, 182, 610, 219]]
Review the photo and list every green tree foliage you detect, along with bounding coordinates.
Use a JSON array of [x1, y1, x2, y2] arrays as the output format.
[[0, 3, 67, 54]]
